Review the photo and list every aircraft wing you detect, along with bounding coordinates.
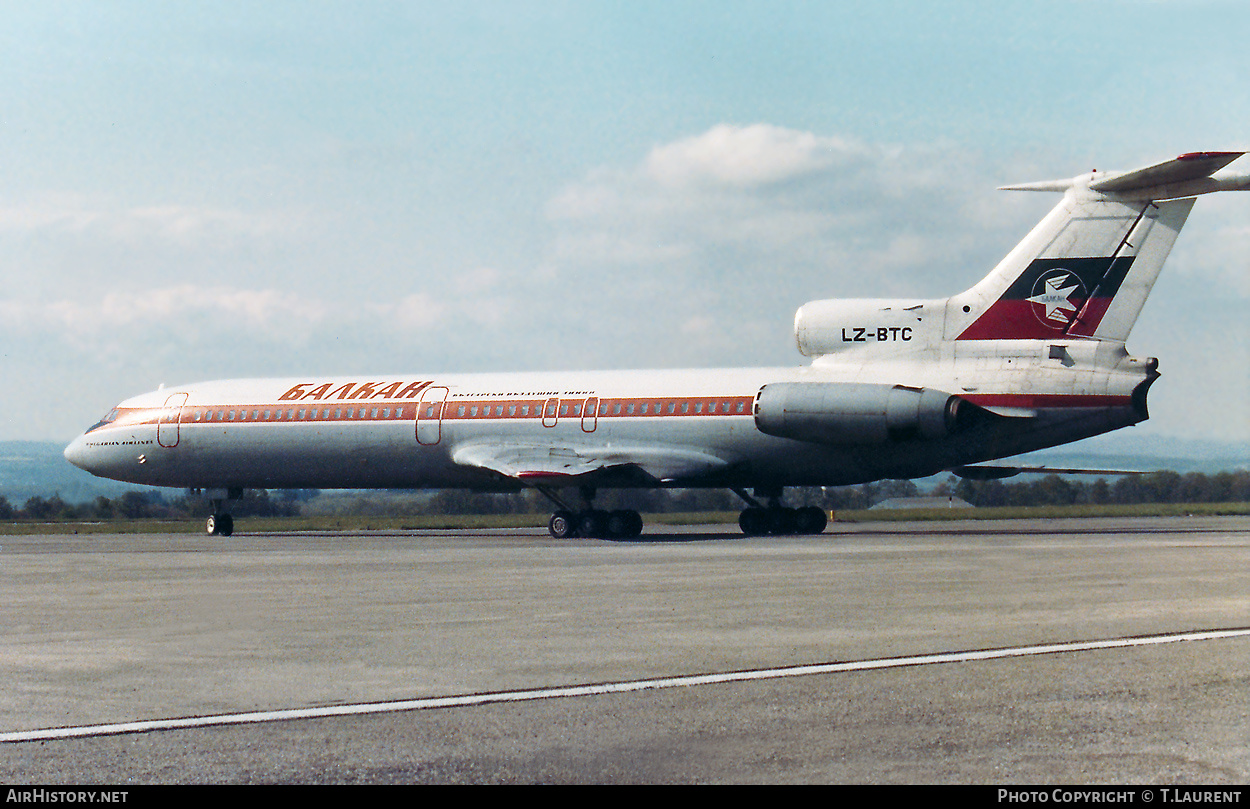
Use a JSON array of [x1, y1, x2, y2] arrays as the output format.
[[950, 464, 1144, 480], [451, 442, 730, 484]]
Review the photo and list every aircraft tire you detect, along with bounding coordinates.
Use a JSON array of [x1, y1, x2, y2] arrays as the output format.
[[738, 507, 768, 536], [794, 506, 828, 535], [206, 513, 234, 537], [578, 509, 609, 539], [548, 511, 578, 539], [625, 509, 643, 538], [607, 509, 643, 540], [766, 507, 797, 536]]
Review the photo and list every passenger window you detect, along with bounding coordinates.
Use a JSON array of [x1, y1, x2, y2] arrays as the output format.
[[495, 405, 503, 417], [667, 403, 675, 414], [681, 403, 689, 413], [612, 403, 621, 415], [694, 403, 702, 414], [508, 405, 516, 416]]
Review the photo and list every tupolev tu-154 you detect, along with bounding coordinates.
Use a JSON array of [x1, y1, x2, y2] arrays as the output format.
[[65, 151, 1250, 537]]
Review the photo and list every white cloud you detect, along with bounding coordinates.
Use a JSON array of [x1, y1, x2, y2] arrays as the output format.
[[541, 125, 1035, 368], [0, 285, 465, 351], [642, 124, 865, 189], [0, 196, 305, 248]]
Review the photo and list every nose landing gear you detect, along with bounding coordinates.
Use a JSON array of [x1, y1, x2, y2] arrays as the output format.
[[199, 488, 243, 536], [206, 512, 234, 536]]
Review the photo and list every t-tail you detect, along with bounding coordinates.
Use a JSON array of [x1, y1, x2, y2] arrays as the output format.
[[794, 152, 1248, 358], [952, 151, 1249, 343]]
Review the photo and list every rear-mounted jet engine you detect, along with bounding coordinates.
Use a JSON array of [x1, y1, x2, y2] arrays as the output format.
[[753, 383, 971, 444]]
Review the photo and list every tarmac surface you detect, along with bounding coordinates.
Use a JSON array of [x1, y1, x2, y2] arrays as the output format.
[[1, 516, 1247, 784]]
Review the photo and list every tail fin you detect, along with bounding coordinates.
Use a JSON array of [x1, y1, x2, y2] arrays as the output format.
[[950, 152, 1247, 342]]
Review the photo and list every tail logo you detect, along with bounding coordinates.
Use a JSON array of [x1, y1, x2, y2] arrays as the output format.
[[1026, 269, 1087, 329]]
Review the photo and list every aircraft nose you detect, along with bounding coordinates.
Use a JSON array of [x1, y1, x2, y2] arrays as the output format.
[[64, 435, 90, 472]]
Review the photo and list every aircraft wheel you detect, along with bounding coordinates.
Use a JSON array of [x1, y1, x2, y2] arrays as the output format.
[[608, 509, 643, 539], [794, 506, 828, 535], [206, 513, 234, 537], [730, 505, 760, 537], [578, 509, 609, 539], [738, 507, 769, 536], [548, 511, 578, 539], [766, 507, 797, 536]]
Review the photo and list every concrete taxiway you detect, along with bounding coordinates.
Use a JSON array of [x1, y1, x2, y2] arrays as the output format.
[[1, 517, 1247, 783]]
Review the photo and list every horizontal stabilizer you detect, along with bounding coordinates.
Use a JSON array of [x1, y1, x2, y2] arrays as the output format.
[[1089, 151, 1244, 193], [1000, 151, 1249, 200]]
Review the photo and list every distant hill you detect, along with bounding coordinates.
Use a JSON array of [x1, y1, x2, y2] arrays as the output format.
[[0, 441, 165, 505], [998, 432, 1250, 476], [2, 433, 1247, 507]]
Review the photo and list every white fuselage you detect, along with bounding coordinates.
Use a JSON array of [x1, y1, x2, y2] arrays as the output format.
[[64, 344, 1150, 493]]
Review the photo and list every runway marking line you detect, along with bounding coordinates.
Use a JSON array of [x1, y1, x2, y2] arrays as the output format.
[[4, 626, 1248, 743]]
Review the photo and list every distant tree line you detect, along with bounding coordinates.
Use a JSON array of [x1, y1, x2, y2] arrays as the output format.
[[1, 470, 1247, 521], [0, 489, 312, 521], [949, 470, 1250, 508]]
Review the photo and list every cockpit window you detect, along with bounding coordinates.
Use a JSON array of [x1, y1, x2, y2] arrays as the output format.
[[85, 408, 122, 434]]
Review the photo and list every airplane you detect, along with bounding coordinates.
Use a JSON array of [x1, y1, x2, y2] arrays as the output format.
[[64, 151, 1250, 538]]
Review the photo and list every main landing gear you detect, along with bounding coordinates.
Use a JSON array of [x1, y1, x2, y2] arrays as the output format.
[[535, 485, 828, 539], [548, 508, 644, 540], [733, 488, 828, 536], [538, 486, 644, 540]]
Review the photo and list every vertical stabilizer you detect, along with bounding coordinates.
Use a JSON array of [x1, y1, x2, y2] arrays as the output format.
[[947, 152, 1245, 343], [951, 195, 1194, 341]]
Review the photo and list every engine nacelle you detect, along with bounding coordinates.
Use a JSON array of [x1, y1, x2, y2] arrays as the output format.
[[754, 382, 968, 444], [794, 298, 942, 357]]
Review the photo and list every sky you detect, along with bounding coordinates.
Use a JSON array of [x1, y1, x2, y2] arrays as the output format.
[[2, 0, 1248, 445]]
